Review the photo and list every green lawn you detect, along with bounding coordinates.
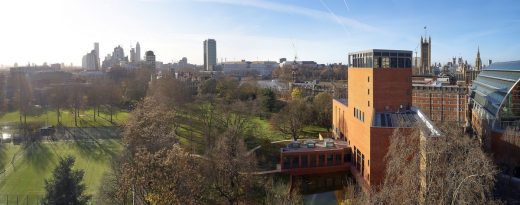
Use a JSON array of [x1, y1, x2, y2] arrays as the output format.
[[0, 139, 123, 204], [0, 110, 129, 127]]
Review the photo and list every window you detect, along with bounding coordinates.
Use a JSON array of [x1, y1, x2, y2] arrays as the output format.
[[368, 76, 370, 82], [292, 156, 299, 168], [368, 89, 370, 95], [382, 57, 390, 68], [336, 154, 342, 165], [327, 154, 334, 166], [368, 101, 370, 107], [301, 155, 308, 168], [310, 155, 317, 167]]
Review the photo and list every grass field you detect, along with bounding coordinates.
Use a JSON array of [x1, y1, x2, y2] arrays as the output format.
[[175, 108, 327, 154], [0, 139, 123, 203], [0, 110, 129, 127]]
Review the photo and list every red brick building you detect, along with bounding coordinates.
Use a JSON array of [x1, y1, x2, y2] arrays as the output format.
[[332, 49, 439, 187]]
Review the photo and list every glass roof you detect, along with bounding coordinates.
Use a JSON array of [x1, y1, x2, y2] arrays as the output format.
[[472, 61, 520, 117], [485, 61, 520, 71]]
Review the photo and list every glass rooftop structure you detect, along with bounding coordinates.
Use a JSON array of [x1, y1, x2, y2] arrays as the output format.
[[471, 61, 520, 121], [348, 49, 413, 68]]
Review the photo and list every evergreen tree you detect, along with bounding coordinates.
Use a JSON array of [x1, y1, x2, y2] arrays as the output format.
[[43, 156, 91, 205], [261, 88, 277, 112]]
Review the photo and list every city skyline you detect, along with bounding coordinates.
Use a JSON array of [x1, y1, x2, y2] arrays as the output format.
[[1, 0, 519, 67]]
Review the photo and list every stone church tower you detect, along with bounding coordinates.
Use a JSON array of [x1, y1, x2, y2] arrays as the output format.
[[420, 36, 432, 74], [475, 46, 482, 71]]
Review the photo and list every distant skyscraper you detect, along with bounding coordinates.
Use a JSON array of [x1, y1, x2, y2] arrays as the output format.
[[113, 45, 125, 61], [136, 42, 141, 62], [82, 50, 99, 70], [420, 36, 431, 74], [82, 43, 100, 70], [145, 50, 156, 69], [475, 46, 482, 71], [130, 48, 136, 62], [203, 39, 217, 71], [94, 42, 100, 66]]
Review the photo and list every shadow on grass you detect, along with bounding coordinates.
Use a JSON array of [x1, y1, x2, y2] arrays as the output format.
[[23, 141, 55, 172], [0, 143, 7, 170], [73, 139, 118, 162], [70, 127, 119, 162]]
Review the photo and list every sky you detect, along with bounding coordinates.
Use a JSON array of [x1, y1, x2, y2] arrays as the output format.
[[0, 0, 519, 67]]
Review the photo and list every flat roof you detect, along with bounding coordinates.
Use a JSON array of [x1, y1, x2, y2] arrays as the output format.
[[281, 140, 349, 153], [349, 49, 413, 55], [372, 107, 441, 136]]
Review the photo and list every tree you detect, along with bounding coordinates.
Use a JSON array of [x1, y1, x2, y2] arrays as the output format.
[[291, 87, 302, 100], [129, 145, 206, 205], [102, 80, 123, 124], [272, 99, 311, 141], [205, 127, 258, 204], [43, 156, 91, 205], [119, 97, 206, 204], [195, 95, 218, 150], [12, 72, 33, 126], [149, 74, 192, 108], [48, 85, 68, 125], [260, 88, 277, 113], [313, 92, 332, 131], [66, 82, 86, 127], [371, 125, 500, 205], [264, 179, 303, 205]]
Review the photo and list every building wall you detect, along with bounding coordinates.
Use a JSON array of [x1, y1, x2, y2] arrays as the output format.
[[343, 67, 412, 186], [412, 86, 467, 123], [332, 99, 348, 140], [373, 68, 412, 112]]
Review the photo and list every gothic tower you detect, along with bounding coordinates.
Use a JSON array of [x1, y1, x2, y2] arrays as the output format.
[[475, 46, 482, 71], [420, 36, 431, 74]]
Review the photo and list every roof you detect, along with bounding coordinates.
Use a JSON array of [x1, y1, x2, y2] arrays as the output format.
[[471, 61, 520, 118], [372, 107, 441, 136], [349, 49, 412, 55]]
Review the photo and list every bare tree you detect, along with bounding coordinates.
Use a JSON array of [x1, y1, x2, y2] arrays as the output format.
[[272, 99, 311, 141], [264, 179, 303, 205], [48, 85, 68, 125], [371, 124, 500, 205], [205, 127, 258, 205], [313, 92, 332, 131]]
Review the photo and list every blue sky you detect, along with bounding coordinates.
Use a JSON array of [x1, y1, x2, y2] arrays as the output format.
[[0, 0, 519, 66]]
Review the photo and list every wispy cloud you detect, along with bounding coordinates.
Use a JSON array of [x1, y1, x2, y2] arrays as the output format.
[[318, 0, 350, 35], [194, 0, 379, 32], [343, 0, 350, 11]]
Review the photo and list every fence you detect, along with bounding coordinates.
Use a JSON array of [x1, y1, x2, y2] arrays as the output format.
[[0, 195, 43, 205], [0, 195, 100, 205]]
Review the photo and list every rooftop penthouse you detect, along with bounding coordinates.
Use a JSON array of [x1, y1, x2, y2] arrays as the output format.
[[348, 49, 413, 69]]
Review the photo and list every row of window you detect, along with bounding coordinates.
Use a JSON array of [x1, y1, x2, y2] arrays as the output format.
[[351, 56, 413, 68], [354, 107, 365, 122], [412, 100, 466, 105], [416, 106, 464, 111], [282, 153, 350, 169], [412, 92, 466, 100]]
